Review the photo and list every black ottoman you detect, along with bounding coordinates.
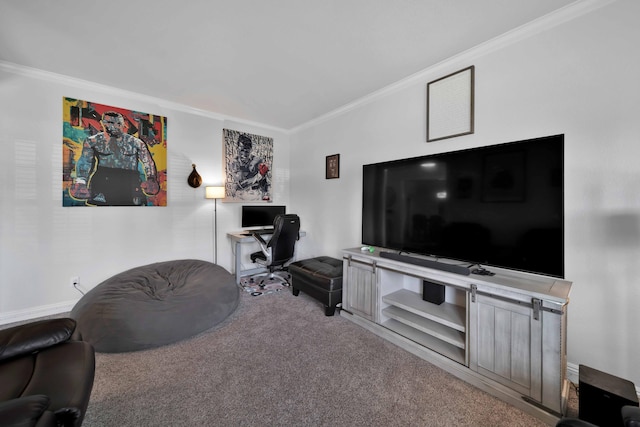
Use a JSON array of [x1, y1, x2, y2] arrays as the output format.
[[289, 256, 343, 316]]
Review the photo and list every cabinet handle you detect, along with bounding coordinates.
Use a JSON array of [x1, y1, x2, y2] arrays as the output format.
[[532, 298, 541, 320], [470, 284, 477, 302]]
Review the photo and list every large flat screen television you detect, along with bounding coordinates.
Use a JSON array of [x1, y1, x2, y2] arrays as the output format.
[[362, 134, 564, 278], [242, 205, 286, 228]]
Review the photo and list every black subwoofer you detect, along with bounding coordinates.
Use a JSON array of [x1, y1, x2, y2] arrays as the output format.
[[422, 280, 445, 305], [579, 364, 638, 426]]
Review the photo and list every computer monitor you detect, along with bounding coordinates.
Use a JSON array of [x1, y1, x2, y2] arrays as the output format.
[[241, 205, 286, 228]]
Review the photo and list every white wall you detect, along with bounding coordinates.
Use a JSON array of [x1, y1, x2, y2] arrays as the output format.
[[0, 65, 291, 322], [290, 0, 640, 386], [2, 0, 638, 390]]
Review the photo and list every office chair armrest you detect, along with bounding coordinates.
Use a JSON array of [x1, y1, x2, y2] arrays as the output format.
[[250, 231, 268, 245], [250, 232, 270, 255]]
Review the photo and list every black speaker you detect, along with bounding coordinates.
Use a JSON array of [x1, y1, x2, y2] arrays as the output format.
[[422, 280, 445, 305], [379, 251, 470, 275], [579, 364, 639, 426]]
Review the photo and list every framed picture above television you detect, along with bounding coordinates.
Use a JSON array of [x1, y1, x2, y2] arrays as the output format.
[[427, 66, 475, 142]]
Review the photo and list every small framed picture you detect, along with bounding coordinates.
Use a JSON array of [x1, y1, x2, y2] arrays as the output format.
[[326, 154, 340, 179]]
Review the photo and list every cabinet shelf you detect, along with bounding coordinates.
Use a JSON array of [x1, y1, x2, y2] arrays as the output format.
[[382, 305, 465, 349], [382, 289, 466, 332], [382, 318, 466, 365]]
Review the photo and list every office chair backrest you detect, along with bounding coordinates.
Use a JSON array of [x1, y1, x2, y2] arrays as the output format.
[[268, 214, 301, 267]]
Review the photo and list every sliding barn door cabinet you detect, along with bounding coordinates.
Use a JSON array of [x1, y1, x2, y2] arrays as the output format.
[[342, 247, 571, 425]]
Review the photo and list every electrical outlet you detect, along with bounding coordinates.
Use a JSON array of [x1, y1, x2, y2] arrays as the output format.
[[71, 276, 79, 288]]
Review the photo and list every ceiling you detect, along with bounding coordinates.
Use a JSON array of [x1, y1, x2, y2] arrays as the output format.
[[0, 0, 577, 130]]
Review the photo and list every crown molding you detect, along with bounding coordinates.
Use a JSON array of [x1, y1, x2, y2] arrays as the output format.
[[290, 0, 617, 134], [0, 59, 288, 134], [0, 0, 615, 135]]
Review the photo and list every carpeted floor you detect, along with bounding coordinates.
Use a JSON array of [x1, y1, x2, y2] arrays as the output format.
[[82, 287, 574, 426]]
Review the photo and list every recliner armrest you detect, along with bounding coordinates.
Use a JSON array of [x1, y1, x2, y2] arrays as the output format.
[[0, 395, 51, 427], [0, 318, 76, 362]]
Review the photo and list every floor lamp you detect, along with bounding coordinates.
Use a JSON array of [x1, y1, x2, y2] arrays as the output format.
[[205, 186, 225, 264]]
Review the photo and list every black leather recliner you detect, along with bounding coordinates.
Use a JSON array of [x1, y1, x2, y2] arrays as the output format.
[[557, 406, 640, 427], [0, 318, 95, 427]]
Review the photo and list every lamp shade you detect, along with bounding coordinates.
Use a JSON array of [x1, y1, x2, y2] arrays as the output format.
[[205, 186, 225, 199]]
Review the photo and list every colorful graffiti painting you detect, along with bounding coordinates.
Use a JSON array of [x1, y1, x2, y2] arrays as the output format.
[[62, 98, 167, 206], [223, 129, 273, 202]]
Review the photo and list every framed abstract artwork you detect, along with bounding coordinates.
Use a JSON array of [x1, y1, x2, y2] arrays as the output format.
[[223, 129, 273, 202], [62, 97, 167, 207]]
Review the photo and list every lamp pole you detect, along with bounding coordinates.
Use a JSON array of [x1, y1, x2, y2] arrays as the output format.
[[214, 197, 219, 264], [205, 186, 225, 264]]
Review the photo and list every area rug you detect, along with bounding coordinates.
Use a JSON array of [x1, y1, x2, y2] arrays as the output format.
[[239, 276, 290, 296]]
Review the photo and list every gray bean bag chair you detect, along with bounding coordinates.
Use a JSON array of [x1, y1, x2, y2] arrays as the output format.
[[71, 259, 239, 353]]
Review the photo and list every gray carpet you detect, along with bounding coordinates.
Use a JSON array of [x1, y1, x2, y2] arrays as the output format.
[[82, 288, 571, 426]]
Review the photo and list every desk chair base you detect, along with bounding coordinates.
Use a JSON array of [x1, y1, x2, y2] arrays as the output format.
[[248, 269, 291, 286]]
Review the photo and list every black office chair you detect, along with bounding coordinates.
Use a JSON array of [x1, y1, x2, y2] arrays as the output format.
[[249, 214, 300, 285]]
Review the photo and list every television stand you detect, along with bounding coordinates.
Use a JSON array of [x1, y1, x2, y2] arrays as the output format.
[[342, 247, 572, 425]]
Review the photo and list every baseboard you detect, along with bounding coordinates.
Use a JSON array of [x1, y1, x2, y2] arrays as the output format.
[[0, 300, 77, 326], [567, 362, 579, 385]]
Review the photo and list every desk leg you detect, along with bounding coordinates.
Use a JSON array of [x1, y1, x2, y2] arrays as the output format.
[[235, 240, 243, 284], [231, 236, 269, 285]]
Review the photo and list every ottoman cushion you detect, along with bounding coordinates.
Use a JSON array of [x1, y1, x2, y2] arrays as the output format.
[[290, 256, 343, 315], [289, 256, 343, 291]]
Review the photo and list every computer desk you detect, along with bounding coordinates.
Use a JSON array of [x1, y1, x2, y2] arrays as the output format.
[[227, 230, 306, 284]]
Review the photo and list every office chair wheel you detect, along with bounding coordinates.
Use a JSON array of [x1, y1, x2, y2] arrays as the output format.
[[292, 288, 300, 296]]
